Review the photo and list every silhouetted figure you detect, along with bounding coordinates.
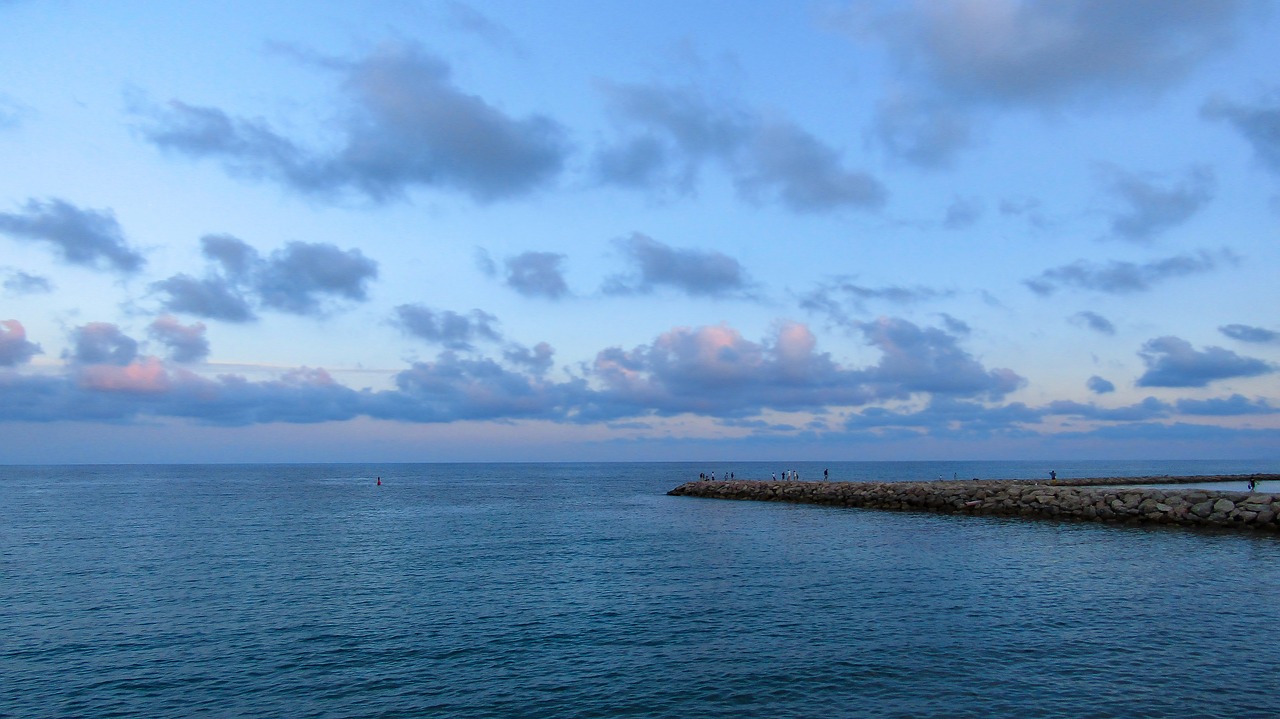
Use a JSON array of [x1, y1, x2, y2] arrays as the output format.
[[824, 468, 829, 480], [1050, 470, 1057, 481]]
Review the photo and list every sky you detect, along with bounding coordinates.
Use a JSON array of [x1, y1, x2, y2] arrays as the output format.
[[1, 0, 1278, 464]]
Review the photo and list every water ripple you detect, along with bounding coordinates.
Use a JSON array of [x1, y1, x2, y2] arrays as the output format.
[[3, 461, 1279, 718]]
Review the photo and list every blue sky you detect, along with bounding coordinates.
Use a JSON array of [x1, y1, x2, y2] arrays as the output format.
[[1, 0, 1278, 463]]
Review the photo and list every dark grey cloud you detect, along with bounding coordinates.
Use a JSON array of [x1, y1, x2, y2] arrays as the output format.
[[736, 120, 887, 212], [2, 269, 52, 295], [1044, 397, 1172, 422], [202, 233, 258, 278], [1072, 311, 1116, 335], [855, 317, 1024, 399], [0, 319, 41, 366], [1136, 336, 1274, 387], [999, 196, 1049, 230], [67, 322, 138, 365], [1176, 394, 1277, 416], [152, 273, 255, 322], [394, 304, 500, 350], [138, 42, 569, 203], [504, 251, 569, 299], [939, 313, 971, 336], [257, 242, 377, 314], [592, 134, 673, 190], [856, 0, 1246, 108], [843, 397, 1042, 437], [943, 196, 982, 229], [1025, 249, 1232, 295], [387, 352, 587, 422], [155, 235, 376, 320], [589, 323, 875, 418], [1203, 91, 1280, 174], [594, 81, 884, 212], [23, 316, 1265, 440], [800, 278, 949, 326], [1102, 165, 1214, 242], [1087, 375, 1116, 394], [0, 198, 145, 273], [147, 316, 209, 363], [871, 92, 974, 169], [603, 233, 751, 298], [848, 1, 1247, 164], [1220, 323, 1279, 344], [443, 1, 524, 54], [503, 341, 554, 375]]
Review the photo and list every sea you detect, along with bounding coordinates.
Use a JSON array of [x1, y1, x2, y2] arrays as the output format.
[[3, 459, 1278, 719]]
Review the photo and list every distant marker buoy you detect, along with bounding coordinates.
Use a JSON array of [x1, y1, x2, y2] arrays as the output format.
[[377, 477, 381, 486]]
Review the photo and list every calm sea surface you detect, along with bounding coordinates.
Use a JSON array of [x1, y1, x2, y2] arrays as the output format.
[[3, 460, 1279, 718]]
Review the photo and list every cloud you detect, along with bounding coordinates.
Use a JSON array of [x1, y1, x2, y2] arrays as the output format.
[[590, 322, 875, 418], [1219, 323, 1279, 344], [1102, 165, 1214, 242], [843, 396, 1043, 437], [1087, 375, 1116, 394], [0, 198, 145, 273], [856, 0, 1247, 108], [394, 304, 501, 350], [1071, 311, 1116, 335], [152, 274, 255, 322], [443, 2, 524, 54], [943, 196, 982, 229], [202, 233, 258, 278], [0, 94, 28, 130], [1136, 336, 1274, 387], [1044, 397, 1172, 422], [800, 278, 950, 326], [2, 269, 52, 295], [503, 341, 554, 375], [1175, 394, 1277, 416], [503, 251, 569, 299], [871, 91, 974, 169], [594, 81, 885, 212], [735, 120, 887, 212], [855, 317, 1024, 399], [847, 1, 1247, 164], [999, 196, 1049, 229], [138, 42, 569, 203], [256, 241, 378, 314], [67, 322, 139, 365], [1025, 249, 1232, 295], [386, 352, 586, 422], [148, 316, 210, 363], [603, 233, 752, 298], [154, 234, 377, 320], [1203, 91, 1280, 175], [0, 319, 42, 366]]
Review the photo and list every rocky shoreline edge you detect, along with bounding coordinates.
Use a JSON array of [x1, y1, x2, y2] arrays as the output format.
[[667, 474, 1280, 532]]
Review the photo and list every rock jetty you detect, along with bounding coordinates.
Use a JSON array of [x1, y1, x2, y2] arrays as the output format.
[[668, 474, 1280, 532]]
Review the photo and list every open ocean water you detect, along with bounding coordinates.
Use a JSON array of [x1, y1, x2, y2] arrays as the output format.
[[3, 459, 1279, 719]]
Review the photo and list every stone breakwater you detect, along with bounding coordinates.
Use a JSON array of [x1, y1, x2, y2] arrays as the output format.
[[668, 474, 1280, 532]]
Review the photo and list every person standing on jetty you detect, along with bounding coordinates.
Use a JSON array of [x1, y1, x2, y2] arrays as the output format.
[[1050, 470, 1057, 481]]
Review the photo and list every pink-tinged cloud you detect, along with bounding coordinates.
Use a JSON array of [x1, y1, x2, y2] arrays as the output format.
[[0, 319, 42, 366], [78, 357, 172, 393]]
